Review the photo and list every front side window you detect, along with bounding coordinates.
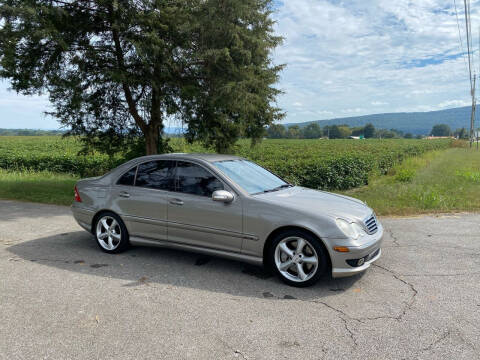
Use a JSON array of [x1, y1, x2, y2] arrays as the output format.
[[213, 160, 288, 194], [135, 160, 175, 191], [117, 166, 137, 186], [175, 161, 223, 197]]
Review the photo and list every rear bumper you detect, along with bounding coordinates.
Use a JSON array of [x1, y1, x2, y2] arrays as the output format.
[[71, 204, 94, 233], [331, 229, 383, 278]]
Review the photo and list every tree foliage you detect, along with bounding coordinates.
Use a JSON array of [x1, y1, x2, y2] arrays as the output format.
[[287, 124, 301, 139], [302, 122, 322, 139], [363, 123, 375, 138], [266, 123, 286, 138], [454, 127, 468, 139], [337, 126, 351, 139], [326, 125, 342, 139], [0, 0, 284, 155], [431, 124, 452, 137]]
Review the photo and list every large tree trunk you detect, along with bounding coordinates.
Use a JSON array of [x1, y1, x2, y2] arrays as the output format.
[[145, 85, 162, 155], [144, 125, 160, 155]]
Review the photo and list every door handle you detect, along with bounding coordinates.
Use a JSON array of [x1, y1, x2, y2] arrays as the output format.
[[169, 199, 184, 206], [119, 191, 130, 198]]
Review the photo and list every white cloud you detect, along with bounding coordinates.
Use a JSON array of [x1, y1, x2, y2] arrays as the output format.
[[273, 0, 477, 123], [341, 108, 366, 114], [438, 99, 470, 108], [317, 110, 333, 116]]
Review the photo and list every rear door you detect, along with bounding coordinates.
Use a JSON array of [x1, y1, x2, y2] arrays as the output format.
[[166, 161, 243, 252], [111, 160, 175, 241]]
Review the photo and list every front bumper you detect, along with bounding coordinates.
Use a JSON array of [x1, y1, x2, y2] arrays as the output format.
[[331, 228, 383, 278]]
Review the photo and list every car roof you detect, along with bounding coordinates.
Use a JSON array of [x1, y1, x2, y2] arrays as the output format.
[[131, 153, 244, 163]]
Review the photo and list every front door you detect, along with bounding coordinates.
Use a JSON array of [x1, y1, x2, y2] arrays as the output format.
[[167, 161, 243, 252]]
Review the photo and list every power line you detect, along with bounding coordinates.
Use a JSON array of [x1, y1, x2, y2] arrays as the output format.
[[464, 0, 474, 91], [454, 0, 469, 72], [468, 0, 475, 76]]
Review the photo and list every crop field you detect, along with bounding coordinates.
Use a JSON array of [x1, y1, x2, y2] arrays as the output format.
[[0, 136, 452, 191]]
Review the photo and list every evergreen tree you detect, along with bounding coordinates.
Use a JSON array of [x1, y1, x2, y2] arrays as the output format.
[[0, 0, 284, 154]]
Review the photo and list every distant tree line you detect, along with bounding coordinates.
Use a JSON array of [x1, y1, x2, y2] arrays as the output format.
[[266, 123, 419, 139], [266, 122, 473, 140], [0, 129, 65, 136]]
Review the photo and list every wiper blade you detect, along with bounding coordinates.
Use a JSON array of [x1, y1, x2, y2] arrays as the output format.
[[262, 184, 294, 193]]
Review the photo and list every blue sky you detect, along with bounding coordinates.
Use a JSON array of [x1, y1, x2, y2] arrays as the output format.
[[0, 0, 478, 129]]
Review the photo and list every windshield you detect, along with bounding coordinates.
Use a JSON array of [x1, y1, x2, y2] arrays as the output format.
[[213, 160, 291, 194]]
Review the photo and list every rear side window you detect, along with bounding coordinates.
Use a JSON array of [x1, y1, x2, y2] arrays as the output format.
[[136, 160, 175, 191], [117, 166, 137, 186], [175, 161, 223, 197]]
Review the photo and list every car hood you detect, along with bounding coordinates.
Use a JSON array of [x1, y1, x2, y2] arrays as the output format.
[[254, 186, 373, 222]]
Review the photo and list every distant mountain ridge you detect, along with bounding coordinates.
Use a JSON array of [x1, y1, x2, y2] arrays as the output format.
[[287, 106, 478, 135]]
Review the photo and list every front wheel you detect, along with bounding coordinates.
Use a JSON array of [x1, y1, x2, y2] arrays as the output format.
[[94, 212, 129, 253], [268, 230, 328, 287]]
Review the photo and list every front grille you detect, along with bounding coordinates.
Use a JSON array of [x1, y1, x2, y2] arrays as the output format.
[[364, 213, 378, 234]]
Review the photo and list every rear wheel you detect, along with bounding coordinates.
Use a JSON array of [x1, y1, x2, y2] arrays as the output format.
[[94, 212, 129, 253], [268, 230, 328, 287]]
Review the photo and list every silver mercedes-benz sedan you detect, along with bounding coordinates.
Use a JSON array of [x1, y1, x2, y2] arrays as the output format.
[[72, 153, 383, 287]]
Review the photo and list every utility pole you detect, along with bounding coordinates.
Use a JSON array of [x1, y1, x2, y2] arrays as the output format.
[[470, 74, 476, 147]]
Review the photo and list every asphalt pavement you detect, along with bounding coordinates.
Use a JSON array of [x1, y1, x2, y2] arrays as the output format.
[[0, 200, 479, 359]]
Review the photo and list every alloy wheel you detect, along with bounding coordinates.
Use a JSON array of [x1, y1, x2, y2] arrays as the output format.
[[274, 236, 319, 282], [96, 216, 122, 251]]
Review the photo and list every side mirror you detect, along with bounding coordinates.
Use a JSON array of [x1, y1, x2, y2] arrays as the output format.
[[212, 190, 234, 203]]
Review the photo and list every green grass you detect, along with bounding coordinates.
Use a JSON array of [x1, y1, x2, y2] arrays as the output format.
[[343, 147, 480, 216], [0, 169, 78, 206]]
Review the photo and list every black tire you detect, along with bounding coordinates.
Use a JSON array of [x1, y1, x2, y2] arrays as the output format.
[[94, 212, 130, 254], [267, 229, 328, 287]]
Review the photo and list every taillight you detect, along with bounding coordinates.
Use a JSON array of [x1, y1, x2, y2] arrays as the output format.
[[74, 186, 82, 202]]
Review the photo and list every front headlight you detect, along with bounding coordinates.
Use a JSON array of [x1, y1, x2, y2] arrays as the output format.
[[335, 218, 366, 240]]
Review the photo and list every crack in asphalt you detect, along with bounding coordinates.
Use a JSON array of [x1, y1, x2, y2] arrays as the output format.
[[310, 300, 359, 347], [260, 262, 422, 348], [366, 264, 419, 322], [260, 291, 360, 347], [420, 329, 451, 352], [387, 229, 401, 247], [418, 328, 478, 354]]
